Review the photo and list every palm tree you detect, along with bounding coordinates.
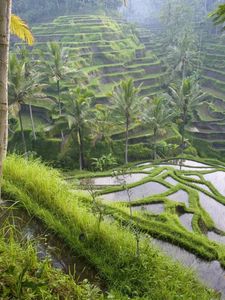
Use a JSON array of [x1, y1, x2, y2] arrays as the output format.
[[168, 77, 206, 151], [39, 42, 70, 117], [110, 78, 143, 164], [0, 2, 33, 198], [8, 54, 44, 155], [15, 47, 45, 141], [210, 3, 225, 29], [142, 95, 175, 160], [166, 31, 200, 80], [90, 104, 115, 150], [61, 87, 93, 170]]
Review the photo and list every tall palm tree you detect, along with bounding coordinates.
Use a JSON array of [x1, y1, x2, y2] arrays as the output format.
[[110, 78, 143, 164], [61, 87, 93, 170], [15, 46, 44, 141], [0, 2, 33, 198], [142, 95, 175, 160], [90, 104, 115, 150], [166, 31, 200, 80], [39, 42, 70, 117], [169, 77, 206, 150], [8, 54, 44, 154]]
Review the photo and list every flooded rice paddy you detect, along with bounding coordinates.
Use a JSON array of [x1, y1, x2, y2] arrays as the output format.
[[132, 203, 164, 214], [102, 182, 168, 202]]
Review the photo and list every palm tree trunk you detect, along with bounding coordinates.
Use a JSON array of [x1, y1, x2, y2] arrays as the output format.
[[181, 106, 187, 154], [57, 79, 61, 115], [125, 115, 129, 164], [18, 109, 27, 157], [0, 0, 12, 199], [57, 79, 64, 140], [29, 103, 36, 140], [77, 127, 84, 170], [153, 127, 157, 160]]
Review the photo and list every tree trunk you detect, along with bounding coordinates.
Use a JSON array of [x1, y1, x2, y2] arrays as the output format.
[[125, 115, 129, 164], [0, 0, 12, 199], [18, 109, 28, 157], [57, 79, 61, 115], [77, 127, 84, 170], [29, 103, 36, 140], [57, 79, 64, 140], [153, 127, 157, 160]]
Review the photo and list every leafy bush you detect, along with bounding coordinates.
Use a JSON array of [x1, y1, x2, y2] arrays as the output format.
[[128, 143, 151, 161], [92, 153, 117, 171]]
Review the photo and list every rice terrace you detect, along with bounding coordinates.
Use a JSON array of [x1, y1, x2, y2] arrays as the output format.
[[2, 0, 225, 299]]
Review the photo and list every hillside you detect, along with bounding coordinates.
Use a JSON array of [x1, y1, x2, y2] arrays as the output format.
[[10, 14, 180, 167], [137, 26, 225, 161]]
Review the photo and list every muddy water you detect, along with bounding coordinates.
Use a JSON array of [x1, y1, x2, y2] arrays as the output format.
[[204, 171, 225, 195], [0, 202, 103, 287], [102, 182, 168, 202], [133, 203, 164, 214], [199, 192, 225, 232], [152, 239, 225, 298], [81, 173, 148, 186], [179, 213, 193, 232], [167, 190, 189, 207]]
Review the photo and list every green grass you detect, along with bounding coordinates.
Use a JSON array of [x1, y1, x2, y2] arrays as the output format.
[[0, 221, 102, 299], [2, 155, 218, 299]]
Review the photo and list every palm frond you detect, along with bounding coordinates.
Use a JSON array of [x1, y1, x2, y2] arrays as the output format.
[[11, 15, 34, 46]]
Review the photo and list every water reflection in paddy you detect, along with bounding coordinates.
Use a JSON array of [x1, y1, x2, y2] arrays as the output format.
[[199, 192, 225, 232], [167, 190, 189, 207], [152, 239, 225, 297], [183, 174, 201, 181], [81, 173, 148, 186], [133, 203, 164, 214], [204, 171, 225, 196], [179, 213, 193, 231], [102, 182, 168, 202], [157, 164, 214, 171], [164, 176, 178, 185], [192, 183, 211, 193], [208, 231, 225, 245], [168, 159, 211, 168]]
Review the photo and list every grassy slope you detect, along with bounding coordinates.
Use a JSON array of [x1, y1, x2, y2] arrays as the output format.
[[2, 155, 217, 299]]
